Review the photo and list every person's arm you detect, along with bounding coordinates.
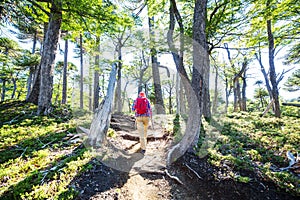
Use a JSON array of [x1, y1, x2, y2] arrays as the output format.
[[147, 100, 152, 117]]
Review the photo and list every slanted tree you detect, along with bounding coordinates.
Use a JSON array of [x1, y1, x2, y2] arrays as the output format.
[[88, 64, 117, 146]]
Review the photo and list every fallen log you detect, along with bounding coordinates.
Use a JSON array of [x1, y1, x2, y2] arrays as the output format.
[[282, 102, 300, 107]]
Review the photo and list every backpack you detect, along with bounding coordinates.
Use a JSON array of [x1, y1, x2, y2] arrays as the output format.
[[135, 97, 148, 114]]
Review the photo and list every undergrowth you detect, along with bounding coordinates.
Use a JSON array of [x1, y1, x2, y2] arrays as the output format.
[[206, 111, 300, 195], [1, 100, 299, 198], [0, 100, 93, 199]]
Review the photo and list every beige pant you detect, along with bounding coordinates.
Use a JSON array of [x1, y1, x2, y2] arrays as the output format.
[[136, 116, 149, 150]]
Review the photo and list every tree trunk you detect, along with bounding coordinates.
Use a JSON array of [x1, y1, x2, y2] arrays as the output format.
[[137, 50, 150, 94], [233, 79, 238, 112], [232, 56, 247, 112], [255, 52, 273, 100], [260, 94, 264, 109], [236, 79, 242, 111], [93, 39, 100, 111], [203, 66, 211, 119], [37, 1, 62, 115], [26, 31, 37, 100], [148, 16, 165, 114], [167, 0, 190, 115], [191, 0, 209, 146], [121, 81, 129, 111], [166, 0, 205, 163], [224, 77, 230, 113], [26, 67, 34, 100], [241, 70, 247, 111], [11, 77, 17, 99], [176, 73, 180, 114], [27, 23, 46, 105], [88, 64, 117, 146], [80, 33, 84, 109], [115, 43, 123, 113], [27, 64, 41, 104], [168, 85, 172, 114], [212, 66, 218, 113], [55, 72, 62, 104], [89, 73, 92, 111], [61, 38, 68, 104], [1, 80, 6, 101], [171, 0, 209, 154], [267, 19, 281, 117], [179, 81, 187, 114]]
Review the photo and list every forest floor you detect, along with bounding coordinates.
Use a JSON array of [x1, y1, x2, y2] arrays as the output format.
[[73, 113, 299, 200], [0, 101, 299, 200]]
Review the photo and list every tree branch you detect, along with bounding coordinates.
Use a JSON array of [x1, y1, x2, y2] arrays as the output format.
[[276, 67, 295, 85], [27, 0, 50, 16]]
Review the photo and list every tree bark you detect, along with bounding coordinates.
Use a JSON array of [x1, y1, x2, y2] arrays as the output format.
[[11, 77, 17, 99], [168, 0, 189, 115], [267, 19, 281, 117], [168, 0, 209, 163], [80, 34, 84, 109], [27, 64, 41, 104], [241, 69, 247, 111], [27, 23, 47, 105], [255, 51, 273, 100], [88, 64, 117, 146], [54, 71, 62, 104], [224, 77, 230, 113], [212, 66, 218, 113], [93, 39, 100, 111], [179, 80, 187, 114], [37, 1, 62, 114], [176, 73, 180, 114], [191, 0, 209, 146], [89, 65, 92, 111], [1, 80, 6, 101], [61, 38, 68, 104], [233, 79, 238, 112], [203, 66, 211, 119], [115, 41, 123, 113], [148, 15, 166, 114], [26, 31, 37, 100]]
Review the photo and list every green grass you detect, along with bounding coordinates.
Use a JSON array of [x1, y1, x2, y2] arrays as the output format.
[[206, 111, 300, 195], [0, 100, 93, 199]]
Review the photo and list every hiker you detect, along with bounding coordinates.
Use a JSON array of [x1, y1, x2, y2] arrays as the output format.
[[132, 91, 152, 154]]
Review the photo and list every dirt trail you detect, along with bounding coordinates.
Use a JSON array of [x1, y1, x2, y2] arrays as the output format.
[[102, 114, 175, 174], [73, 114, 298, 200]]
